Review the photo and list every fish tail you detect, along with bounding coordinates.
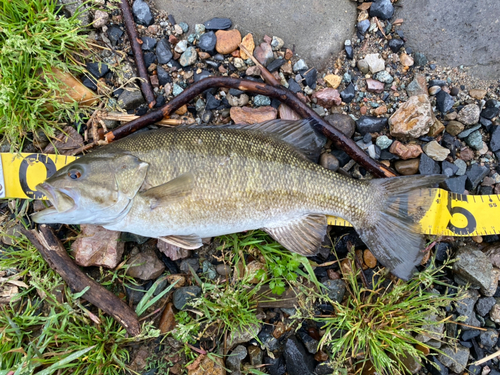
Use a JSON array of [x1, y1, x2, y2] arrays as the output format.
[[353, 175, 445, 280]]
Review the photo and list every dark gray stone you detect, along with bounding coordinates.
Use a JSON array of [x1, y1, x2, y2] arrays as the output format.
[[204, 17, 232, 30], [156, 39, 173, 64], [414, 52, 428, 67], [126, 284, 146, 304], [172, 286, 202, 310], [226, 345, 247, 375], [369, 0, 394, 20], [435, 90, 454, 113], [437, 344, 469, 374], [458, 124, 482, 139], [86, 62, 109, 78], [325, 113, 355, 138], [466, 163, 489, 190], [476, 297, 496, 316], [117, 89, 145, 110], [340, 83, 355, 103], [480, 329, 499, 348], [482, 106, 500, 120], [194, 69, 211, 82], [442, 160, 458, 177], [304, 69, 317, 89], [141, 36, 157, 50], [132, 0, 154, 26], [198, 31, 217, 54], [356, 116, 388, 135], [179, 258, 199, 273], [419, 153, 441, 175], [157, 66, 172, 86], [441, 176, 467, 194], [453, 247, 492, 292], [322, 279, 346, 303], [425, 356, 448, 375], [395, 0, 500, 80], [107, 25, 123, 46], [388, 38, 404, 53], [283, 336, 314, 375], [357, 19, 370, 35], [267, 58, 286, 73], [287, 79, 302, 94], [153, 0, 357, 69], [490, 125, 500, 152], [297, 330, 318, 354], [264, 356, 286, 375], [143, 52, 157, 67]]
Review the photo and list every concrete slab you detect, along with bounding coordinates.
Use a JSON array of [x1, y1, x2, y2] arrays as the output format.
[[153, 0, 356, 69], [395, 0, 500, 80]]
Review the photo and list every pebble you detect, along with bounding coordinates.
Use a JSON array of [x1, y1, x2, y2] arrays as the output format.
[[364, 53, 385, 74], [388, 38, 404, 53], [253, 95, 271, 107], [189, 356, 225, 375], [489, 125, 500, 152], [389, 141, 422, 160], [465, 131, 483, 151], [240, 33, 255, 59], [395, 159, 420, 175], [117, 89, 145, 109], [376, 135, 393, 149], [159, 302, 176, 334], [204, 17, 232, 30], [466, 163, 489, 190], [423, 141, 450, 161], [227, 93, 250, 107], [357, 19, 370, 35], [179, 258, 199, 273], [156, 39, 173, 64], [141, 36, 157, 51], [132, 0, 153, 26], [92, 10, 109, 29], [198, 31, 217, 54], [366, 78, 384, 93], [389, 95, 434, 138], [320, 153, 340, 171], [357, 59, 370, 74], [400, 53, 414, 67], [312, 88, 341, 108], [195, 23, 205, 35], [340, 83, 356, 103], [230, 106, 277, 124], [453, 246, 492, 293], [482, 106, 500, 120], [325, 113, 356, 138], [356, 116, 388, 135], [72, 225, 124, 268], [271, 36, 284, 51], [406, 74, 428, 97], [414, 52, 428, 66], [178, 22, 189, 33], [293, 59, 308, 72], [419, 153, 441, 175], [86, 62, 109, 78], [363, 249, 377, 268], [442, 160, 458, 177], [248, 346, 263, 366], [226, 345, 247, 375], [446, 120, 465, 136], [480, 329, 499, 348], [216, 264, 231, 276], [157, 241, 190, 261], [284, 336, 315, 375], [476, 296, 496, 316], [215, 29, 241, 54], [172, 83, 184, 96], [107, 25, 123, 46], [435, 90, 454, 113], [438, 345, 469, 374], [457, 104, 481, 125], [428, 86, 441, 96], [369, 0, 394, 19], [172, 286, 201, 310], [322, 279, 346, 302], [127, 249, 165, 280], [254, 42, 274, 66]]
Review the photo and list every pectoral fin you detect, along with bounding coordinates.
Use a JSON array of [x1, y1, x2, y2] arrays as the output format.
[[140, 172, 194, 210], [263, 214, 327, 256], [159, 234, 203, 249]]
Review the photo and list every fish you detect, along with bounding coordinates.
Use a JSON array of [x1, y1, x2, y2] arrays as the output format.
[[32, 119, 443, 280]]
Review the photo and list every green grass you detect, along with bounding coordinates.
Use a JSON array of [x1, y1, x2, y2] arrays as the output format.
[[305, 253, 463, 375], [0, 233, 161, 375], [0, 0, 94, 151]]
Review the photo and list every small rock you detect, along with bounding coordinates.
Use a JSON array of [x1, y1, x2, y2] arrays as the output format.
[[156, 39, 173, 64], [92, 10, 109, 29], [480, 329, 499, 348], [419, 153, 441, 175], [71, 225, 124, 268], [465, 130, 483, 151], [356, 116, 388, 135], [357, 59, 370, 74], [325, 113, 356, 138], [320, 153, 339, 172], [364, 249, 377, 268], [364, 53, 385, 74], [366, 78, 384, 93], [422, 141, 450, 161], [453, 247, 492, 292], [117, 89, 145, 110], [376, 135, 393, 150], [312, 88, 341, 108], [438, 345, 469, 374], [415, 312, 444, 342], [389, 95, 435, 138], [322, 279, 346, 303], [173, 286, 202, 310], [400, 53, 414, 67], [180, 258, 199, 273], [414, 52, 428, 66], [482, 106, 500, 120], [369, 0, 394, 20], [389, 141, 422, 160], [428, 120, 445, 137], [159, 302, 176, 334], [127, 249, 165, 280], [254, 42, 274, 66], [248, 346, 263, 366], [226, 345, 247, 375], [454, 159, 467, 176], [132, 0, 153, 26], [395, 159, 420, 175], [476, 297, 496, 316], [406, 74, 428, 97], [297, 330, 319, 354], [442, 176, 467, 194], [271, 36, 284, 51], [293, 59, 308, 72], [490, 304, 500, 323], [324, 74, 342, 89], [283, 336, 315, 375], [174, 40, 187, 53], [457, 104, 481, 125], [240, 33, 254, 59], [188, 355, 226, 375], [107, 25, 123, 46], [204, 17, 232, 30], [469, 89, 487, 100], [86, 62, 109, 78], [230, 106, 277, 124], [179, 46, 197, 66], [253, 95, 271, 107], [340, 83, 356, 103], [489, 125, 500, 152], [215, 29, 241, 54], [227, 93, 250, 107], [435, 90, 454, 113], [388, 38, 404, 53], [158, 240, 190, 261], [374, 71, 393, 84], [466, 163, 489, 190], [141, 36, 157, 51], [227, 323, 262, 349], [216, 264, 231, 276], [172, 83, 184, 96], [428, 86, 441, 96], [198, 31, 217, 54], [446, 121, 465, 136]]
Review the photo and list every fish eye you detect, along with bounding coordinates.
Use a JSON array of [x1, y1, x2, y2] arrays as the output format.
[[68, 169, 82, 180]]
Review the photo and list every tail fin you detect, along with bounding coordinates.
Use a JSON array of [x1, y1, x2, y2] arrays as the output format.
[[354, 175, 445, 280]]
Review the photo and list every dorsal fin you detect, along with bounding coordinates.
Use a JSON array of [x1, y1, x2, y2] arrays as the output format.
[[228, 119, 326, 162]]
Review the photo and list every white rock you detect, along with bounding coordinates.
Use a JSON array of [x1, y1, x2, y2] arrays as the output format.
[[364, 53, 385, 74]]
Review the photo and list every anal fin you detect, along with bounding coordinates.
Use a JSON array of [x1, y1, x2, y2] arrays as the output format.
[[263, 214, 327, 256], [159, 234, 203, 249]]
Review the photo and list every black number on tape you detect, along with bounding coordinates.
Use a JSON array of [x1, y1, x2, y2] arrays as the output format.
[[19, 154, 56, 199], [446, 194, 477, 235]]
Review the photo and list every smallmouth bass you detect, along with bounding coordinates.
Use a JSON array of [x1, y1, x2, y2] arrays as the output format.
[[32, 120, 443, 279]]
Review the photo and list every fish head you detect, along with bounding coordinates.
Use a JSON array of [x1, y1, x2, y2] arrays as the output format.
[[32, 153, 149, 225]]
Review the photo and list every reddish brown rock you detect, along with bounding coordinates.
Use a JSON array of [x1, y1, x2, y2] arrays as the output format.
[[285, 48, 293, 60], [389, 95, 435, 138], [366, 78, 384, 93], [253, 42, 274, 66], [395, 159, 420, 175], [230, 106, 277, 124], [459, 147, 475, 161], [311, 88, 341, 108], [363, 249, 378, 268], [158, 240, 190, 261], [127, 248, 165, 280], [71, 225, 124, 269], [198, 51, 211, 59], [240, 33, 254, 60], [373, 105, 387, 116], [389, 141, 423, 160], [215, 29, 241, 54]]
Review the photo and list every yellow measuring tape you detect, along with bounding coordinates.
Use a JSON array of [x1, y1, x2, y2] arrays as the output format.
[[1, 153, 499, 237]]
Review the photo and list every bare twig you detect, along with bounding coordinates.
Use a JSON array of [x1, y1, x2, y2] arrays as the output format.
[[103, 111, 195, 126], [473, 348, 500, 366], [20, 225, 141, 336], [104, 77, 395, 178], [119, 0, 156, 108]]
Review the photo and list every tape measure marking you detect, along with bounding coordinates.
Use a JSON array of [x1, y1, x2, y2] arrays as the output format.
[[2, 153, 500, 237]]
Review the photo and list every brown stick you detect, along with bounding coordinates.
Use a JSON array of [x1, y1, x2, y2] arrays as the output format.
[[105, 77, 395, 178], [119, 0, 156, 108], [20, 225, 141, 336]]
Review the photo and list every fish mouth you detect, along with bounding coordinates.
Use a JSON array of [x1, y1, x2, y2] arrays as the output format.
[[31, 183, 77, 223]]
